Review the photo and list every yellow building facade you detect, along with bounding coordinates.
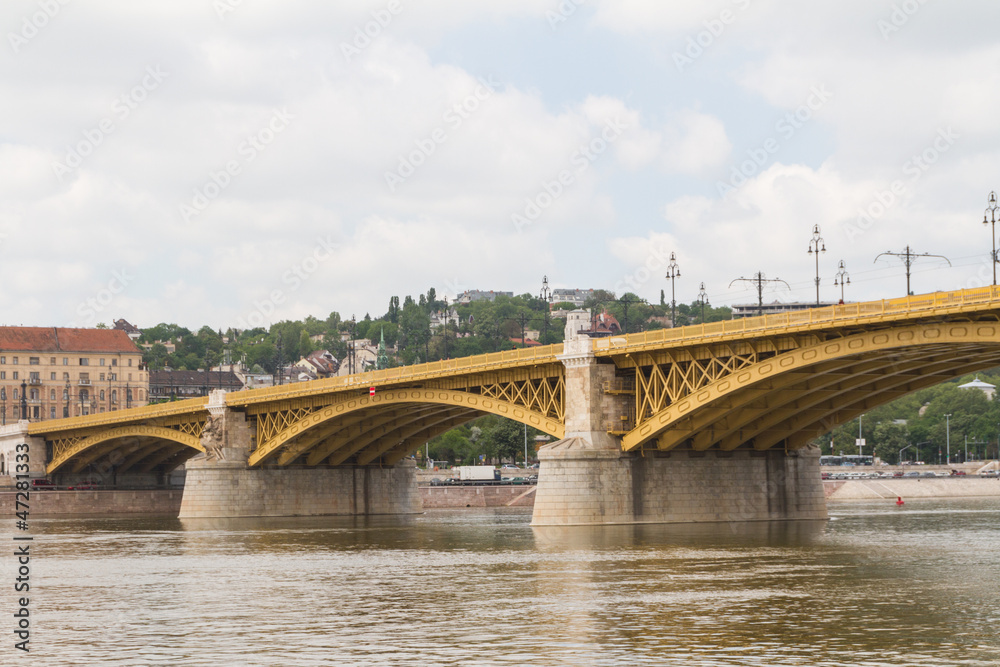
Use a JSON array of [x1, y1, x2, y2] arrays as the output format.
[[0, 327, 148, 423]]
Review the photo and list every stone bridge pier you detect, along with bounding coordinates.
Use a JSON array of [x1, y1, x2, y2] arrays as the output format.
[[178, 392, 421, 518], [531, 322, 827, 526]]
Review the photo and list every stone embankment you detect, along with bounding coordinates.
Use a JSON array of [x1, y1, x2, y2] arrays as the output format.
[[0, 489, 183, 515], [420, 485, 536, 508], [825, 477, 1000, 500]]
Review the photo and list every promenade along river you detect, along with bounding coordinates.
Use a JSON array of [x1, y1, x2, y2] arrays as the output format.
[[4, 498, 999, 666]]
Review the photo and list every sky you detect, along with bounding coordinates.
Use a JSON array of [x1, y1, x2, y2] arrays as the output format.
[[2, 0, 999, 331]]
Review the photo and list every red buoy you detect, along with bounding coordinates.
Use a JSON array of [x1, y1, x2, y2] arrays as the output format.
[[896, 496, 904, 506]]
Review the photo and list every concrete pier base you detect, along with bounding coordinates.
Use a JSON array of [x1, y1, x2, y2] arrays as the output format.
[[531, 441, 827, 526], [178, 458, 422, 518], [178, 392, 422, 518]]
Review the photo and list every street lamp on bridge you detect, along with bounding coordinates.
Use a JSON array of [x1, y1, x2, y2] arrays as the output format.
[[697, 282, 708, 323], [665, 253, 681, 327], [833, 260, 850, 303], [984, 191, 999, 285], [807, 224, 826, 305]]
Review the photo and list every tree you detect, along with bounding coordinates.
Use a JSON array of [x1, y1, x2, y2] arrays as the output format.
[[872, 422, 909, 463], [478, 416, 524, 464]]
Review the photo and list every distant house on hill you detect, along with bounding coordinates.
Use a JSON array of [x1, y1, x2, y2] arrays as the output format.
[[113, 319, 142, 340], [959, 376, 996, 400]]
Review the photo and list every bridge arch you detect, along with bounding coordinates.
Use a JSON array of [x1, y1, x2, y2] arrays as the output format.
[[249, 388, 565, 467], [47, 425, 205, 474], [622, 321, 1000, 451]]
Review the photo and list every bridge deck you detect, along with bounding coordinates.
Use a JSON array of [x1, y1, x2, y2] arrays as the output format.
[[27, 285, 1000, 438]]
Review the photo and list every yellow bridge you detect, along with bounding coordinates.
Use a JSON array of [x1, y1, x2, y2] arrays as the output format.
[[30, 286, 1000, 477]]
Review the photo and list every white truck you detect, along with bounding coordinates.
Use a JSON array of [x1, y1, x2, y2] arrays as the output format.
[[457, 466, 500, 482]]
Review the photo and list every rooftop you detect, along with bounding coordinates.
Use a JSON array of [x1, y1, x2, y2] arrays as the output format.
[[0, 327, 141, 354]]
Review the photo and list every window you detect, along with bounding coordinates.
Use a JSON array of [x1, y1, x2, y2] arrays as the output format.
[[111, 390, 117, 404], [63, 358, 68, 365], [0, 356, 5, 364], [108, 373, 116, 381], [50, 357, 55, 365], [128, 359, 133, 366], [29, 389, 39, 400], [112, 359, 118, 367], [79, 358, 89, 366], [100, 390, 105, 401], [79, 389, 89, 401], [49, 389, 55, 400], [12, 372, 18, 380], [50, 407, 55, 419], [29, 372, 39, 383], [0, 372, 5, 380], [63, 372, 69, 380], [128, 373, 132, 381], [79, 372, 90, 382], [62, 389, 68, 400], [29, 357, 39, 365], [100, 358, 105, 366], [12, 357, 18, 365], [99, 373, 105, 382], [12, 390, 18, 400], [50, 372, 56, 380], [32, 406, 38, 419]]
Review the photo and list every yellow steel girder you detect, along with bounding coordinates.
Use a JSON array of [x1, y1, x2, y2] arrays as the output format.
[[246, 387, 565, 467], [622, 321, 1000, 451], [47, 424, 205, 474]]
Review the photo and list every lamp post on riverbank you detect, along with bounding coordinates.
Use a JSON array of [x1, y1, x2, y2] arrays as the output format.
[[945, 413, 952, 465], [899, 444, 913, 465]]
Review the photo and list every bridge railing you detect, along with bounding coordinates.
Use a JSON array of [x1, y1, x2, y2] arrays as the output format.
[[227, 342, 565, 405], [593, 285, 1000, 352], [27, 396, 210, 435]]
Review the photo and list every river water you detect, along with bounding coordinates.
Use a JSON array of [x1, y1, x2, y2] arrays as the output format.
[[4, 498, 999, 666]]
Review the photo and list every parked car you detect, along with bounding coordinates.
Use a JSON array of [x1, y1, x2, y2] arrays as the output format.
[[903, 471, 921, 478], [30, 479, 55, 489], [528, 463, 539, 469], [501, 464, 520, 470]]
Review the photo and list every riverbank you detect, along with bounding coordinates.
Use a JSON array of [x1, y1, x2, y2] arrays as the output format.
[[420, 484, 536, 508], [0, 488, 183, 516], [825, 477, 1000, 500]]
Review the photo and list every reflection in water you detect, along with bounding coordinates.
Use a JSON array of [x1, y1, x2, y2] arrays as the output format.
[[4, 500, 999, 666]]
